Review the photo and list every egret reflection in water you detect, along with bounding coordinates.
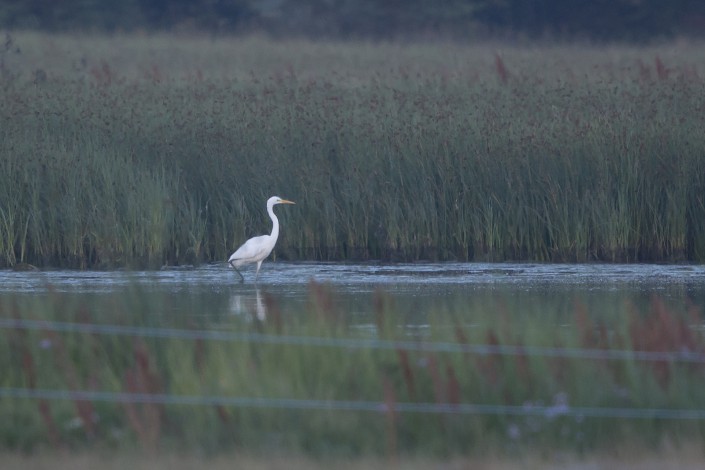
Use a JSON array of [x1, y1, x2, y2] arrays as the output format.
[[1, 263, 704, 325], [229, 288, 268, 322]]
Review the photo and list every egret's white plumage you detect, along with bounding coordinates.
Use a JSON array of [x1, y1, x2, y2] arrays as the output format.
[[228, 196, 295, 283]]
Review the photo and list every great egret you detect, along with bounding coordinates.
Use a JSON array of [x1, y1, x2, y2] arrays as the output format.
[[228, 196, 295, 283]]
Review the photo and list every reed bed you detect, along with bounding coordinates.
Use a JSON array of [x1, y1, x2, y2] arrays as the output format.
[[1, 32, 705, 268], [1, 282, 705, 457]]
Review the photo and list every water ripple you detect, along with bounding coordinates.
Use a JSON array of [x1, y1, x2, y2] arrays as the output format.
[[0, 262, 704, 294]]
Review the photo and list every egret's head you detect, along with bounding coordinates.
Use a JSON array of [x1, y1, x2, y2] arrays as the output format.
[[268, 196, 296, 206]]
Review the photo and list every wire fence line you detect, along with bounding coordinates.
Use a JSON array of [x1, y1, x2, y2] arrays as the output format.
[[4, 318, 705, 423], [2, 387, 705, 420], [2, 317, 705, 363]]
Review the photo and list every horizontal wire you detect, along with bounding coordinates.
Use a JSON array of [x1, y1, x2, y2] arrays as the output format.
[[2, 387, 705, 420], [2, 317, 704, 363]]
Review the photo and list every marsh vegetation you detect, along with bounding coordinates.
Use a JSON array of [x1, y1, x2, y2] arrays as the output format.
[[2, 263, 705, 458], [1, 33, 704, 268]]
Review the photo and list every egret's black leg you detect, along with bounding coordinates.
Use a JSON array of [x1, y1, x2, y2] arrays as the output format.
[[229, 261, 245, 283]]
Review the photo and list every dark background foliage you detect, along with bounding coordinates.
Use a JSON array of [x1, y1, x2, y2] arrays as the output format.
[[1, 0, 704, 41]]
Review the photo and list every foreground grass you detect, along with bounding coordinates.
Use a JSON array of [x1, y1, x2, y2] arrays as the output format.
[[1, 33, 705, 268], [1, 282, 705, 458], [2, 447, 705, 470]]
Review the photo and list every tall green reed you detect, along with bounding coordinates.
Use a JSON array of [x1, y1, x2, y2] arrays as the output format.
[[1, 33, 704, 268]]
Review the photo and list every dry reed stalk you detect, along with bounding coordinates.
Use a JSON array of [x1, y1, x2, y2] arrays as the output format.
[[637, 59, 652, 81], [549, 339, 567, 383], [145, 63, 163, 83], [44, 329, 97, 438], [445, 362, 461, 405], [514, 342, 531, 391], [426, 353, 445, 405], [373, 288, 389, 338], [122, 339, 163, 451], [425, 353, 453, 435], [655, 56, 669, 80], [192, 336, 230, 423], [494, 53, 509, 83], [74, 305, 102, 391], [679, 63, 700, 82], [454, 323, 470, 359], [262, 290, 283, 334], [574, 302, 595, 348], [627, 297, 704, 388], [476, 329, 501, 386], [123, 369, 155, 450], [90, 60, 114, 86], [396, 349, 415, 400], [382, 376, 397, 462], [193, 337, 206, 380], [575, 302, 634, 384], [16, 331, 63, 447], [7, 301, 63, 447], [630, 306, 670, 387], [308, 280, 337, 325]]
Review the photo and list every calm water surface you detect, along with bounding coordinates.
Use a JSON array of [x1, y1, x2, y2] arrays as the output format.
[[1, 263, 705, 324]]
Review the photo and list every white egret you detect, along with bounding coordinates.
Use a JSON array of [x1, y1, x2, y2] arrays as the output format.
[[228, 196, 295, 283]]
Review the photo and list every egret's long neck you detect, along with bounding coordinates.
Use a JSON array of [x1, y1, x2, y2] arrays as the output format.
[[268, 202, 280, 241]]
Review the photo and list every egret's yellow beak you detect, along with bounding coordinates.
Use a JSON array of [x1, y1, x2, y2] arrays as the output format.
[[280, 199, 296, 204]]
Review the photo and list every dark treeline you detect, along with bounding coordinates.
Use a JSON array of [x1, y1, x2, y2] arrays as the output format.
[[1, 0, 704, 41]]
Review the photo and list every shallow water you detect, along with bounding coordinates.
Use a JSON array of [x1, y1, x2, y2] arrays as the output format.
[[3, 261, 705, 291], [1, 262, 704, 324]]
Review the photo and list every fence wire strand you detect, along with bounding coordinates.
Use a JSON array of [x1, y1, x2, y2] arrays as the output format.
[[2, 387, 705, 420], [2, 317, 705, 363], [4, 317, 705, 421]]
